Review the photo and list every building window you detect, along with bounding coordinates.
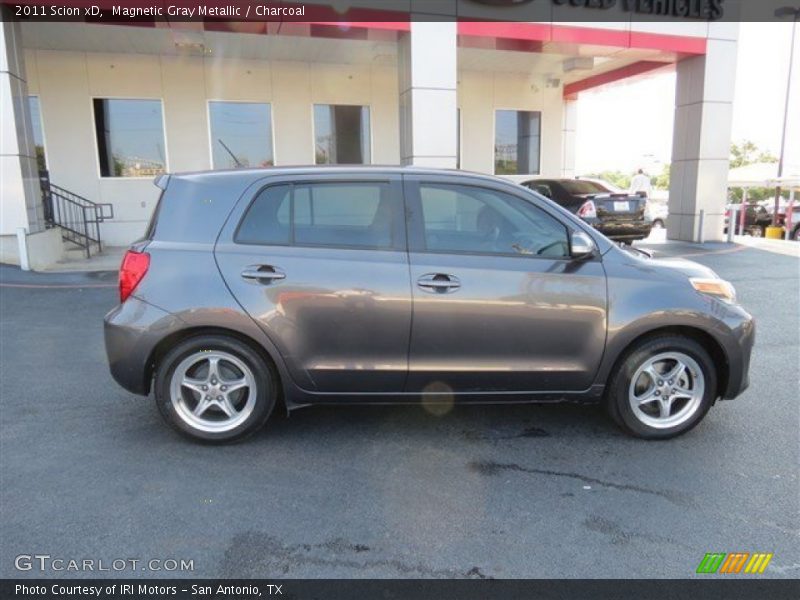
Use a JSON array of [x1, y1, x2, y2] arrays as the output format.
[[314, 105, 370, 165], [93, 98, 166, 177], [494, 110, 541, 175], [209, 101, 274, 169], [28, 96, 47, 171]]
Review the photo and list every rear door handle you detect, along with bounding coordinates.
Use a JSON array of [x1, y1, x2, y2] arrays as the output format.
[[417, 273, 461, 293], [241, 265, 286, 284]]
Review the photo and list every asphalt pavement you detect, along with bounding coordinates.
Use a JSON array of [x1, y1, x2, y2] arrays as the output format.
[[0, 241, 798, 579]]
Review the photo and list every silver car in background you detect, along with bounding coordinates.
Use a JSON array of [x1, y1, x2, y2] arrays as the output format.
[[104, 167, 754, 443]]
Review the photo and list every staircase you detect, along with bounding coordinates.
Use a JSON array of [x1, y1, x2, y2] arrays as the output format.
[[40, 171, 114, 258]]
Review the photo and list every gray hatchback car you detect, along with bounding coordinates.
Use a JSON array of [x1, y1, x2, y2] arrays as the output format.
[[104, 167, 754, 443]]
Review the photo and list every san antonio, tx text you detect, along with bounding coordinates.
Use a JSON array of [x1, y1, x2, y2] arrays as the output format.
[[16, 583, 280, 596], [112, 4, 305, 18]]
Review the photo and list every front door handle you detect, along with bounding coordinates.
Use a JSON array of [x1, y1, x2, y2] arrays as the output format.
[[241, 265, 286, 284], [417, 273, 461, 293]]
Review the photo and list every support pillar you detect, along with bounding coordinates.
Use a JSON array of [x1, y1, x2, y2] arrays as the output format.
[[398, 20, 458, 168], [668, 28, 739, 242], [1, 8, 43, 237], [561, 98, 577, 178]]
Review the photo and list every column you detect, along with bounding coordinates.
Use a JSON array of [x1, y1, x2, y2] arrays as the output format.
[[1, 8, 43, 237], [561, 98, 577, 178], [398, 20, 458, 168], [668, 26, 739, 242]]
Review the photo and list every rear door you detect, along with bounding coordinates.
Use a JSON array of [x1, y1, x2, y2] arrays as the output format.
[[403, 174, 607, 394], [215, 173, 412, 393]]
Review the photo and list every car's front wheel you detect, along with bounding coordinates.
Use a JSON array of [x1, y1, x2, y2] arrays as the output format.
[[154, 335, 276, 443], [605, 336, 717, 439]]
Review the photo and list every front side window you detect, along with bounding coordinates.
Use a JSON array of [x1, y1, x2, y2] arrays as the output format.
[[418, 183, 568, 258], [209, 101, 273, 169], [495, 110, 541, 175], [237, 182, 393, 249], [28, 96, 47, 171], [93, 98, 166, 177], [314, 105, 371, 165]]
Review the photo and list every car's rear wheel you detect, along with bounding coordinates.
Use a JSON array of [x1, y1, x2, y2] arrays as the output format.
[[154, 335, 276, 443], [652, 219, 664, 229], [793, 224, 800, 241], [749, 225, 764, 238], [605, 336, 716, 439]]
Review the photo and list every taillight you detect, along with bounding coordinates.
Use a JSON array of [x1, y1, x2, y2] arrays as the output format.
[[577, 200, 597, 219], [119, 250, 150, 303]]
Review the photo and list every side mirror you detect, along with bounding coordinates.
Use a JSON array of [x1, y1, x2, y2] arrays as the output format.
[[570, 231, 596, 259]]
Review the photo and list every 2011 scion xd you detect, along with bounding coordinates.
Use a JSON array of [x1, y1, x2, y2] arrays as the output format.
[[104, 167, 754, 443]]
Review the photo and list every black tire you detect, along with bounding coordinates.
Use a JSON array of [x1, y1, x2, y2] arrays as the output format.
[[605, 335, 717, 440], [154, 335, 277, 444], [652, 219, 664, 229], [749, 225, 764, 238], [793, 225, 800, 241]]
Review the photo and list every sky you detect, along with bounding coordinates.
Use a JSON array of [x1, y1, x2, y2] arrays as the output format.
[[574, 23, 800, 177]]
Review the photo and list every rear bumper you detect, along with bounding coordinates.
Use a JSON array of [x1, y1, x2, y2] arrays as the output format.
[[585, 219, 652, 241], [104, 296, 183, 396]]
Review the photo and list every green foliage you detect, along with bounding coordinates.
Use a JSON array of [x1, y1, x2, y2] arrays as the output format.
[[581, 171, 631, 191], [653, 164, 671, 190], [728, 140, 779, 204], [730, 140, 778, 169]]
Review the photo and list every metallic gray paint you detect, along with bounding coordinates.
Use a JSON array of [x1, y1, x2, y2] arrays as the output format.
[[104, 166, 754, 410]]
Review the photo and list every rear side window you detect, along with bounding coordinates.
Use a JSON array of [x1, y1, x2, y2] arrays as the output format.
[[236, 182, 394, 249]]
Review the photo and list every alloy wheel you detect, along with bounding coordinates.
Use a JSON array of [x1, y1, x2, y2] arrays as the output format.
[[169, 350, 257, 433], [628, 352, 705, 430]]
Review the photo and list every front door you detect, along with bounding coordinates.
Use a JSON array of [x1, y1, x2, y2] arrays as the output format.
[[215, 174, 411, 393], [403, 176, 607, 394]]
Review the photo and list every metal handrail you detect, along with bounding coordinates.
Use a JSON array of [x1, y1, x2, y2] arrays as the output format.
[[40, 171, 114, 258]]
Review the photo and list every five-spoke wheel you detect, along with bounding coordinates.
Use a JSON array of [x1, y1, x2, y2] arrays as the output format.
[[155, 335, 276, 443], [606, 336, 716, 439]]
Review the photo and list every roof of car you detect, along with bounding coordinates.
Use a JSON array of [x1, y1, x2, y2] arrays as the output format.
[[159, 165, 510, 188]]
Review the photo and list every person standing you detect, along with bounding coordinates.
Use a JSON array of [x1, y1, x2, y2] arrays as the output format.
[[629, 169, 652, 197]]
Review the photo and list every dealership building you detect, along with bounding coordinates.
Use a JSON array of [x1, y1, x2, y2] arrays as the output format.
[[1, 3, 740, 268]]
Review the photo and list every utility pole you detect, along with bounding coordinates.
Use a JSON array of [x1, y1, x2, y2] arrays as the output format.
[[772, 7, 800, 226]]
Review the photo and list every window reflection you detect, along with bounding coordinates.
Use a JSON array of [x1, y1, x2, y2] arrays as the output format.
[[209, 102, 273, 169], [93, 98, 166, 178], [495, 110, 541, 175], [314, 105, 370, 165]]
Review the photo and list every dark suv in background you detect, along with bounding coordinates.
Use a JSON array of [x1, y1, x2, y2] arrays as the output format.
[[521, 178, 651, 244], [105, 167, 753, 443]]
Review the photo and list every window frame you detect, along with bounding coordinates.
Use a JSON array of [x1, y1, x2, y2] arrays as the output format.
[[90, 96, 169, 179], [403, 175, 576, 262], [206, 99, 276, 170], [493, 108, 542, 176], [311, 103, 373, 166], [233, 175, 406, 252]]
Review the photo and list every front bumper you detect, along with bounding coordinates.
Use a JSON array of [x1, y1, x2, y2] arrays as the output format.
[[720, 307, 755, 400], [104, 296, 183, 396]]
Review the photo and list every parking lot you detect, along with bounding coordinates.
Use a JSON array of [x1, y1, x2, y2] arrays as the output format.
[[1, 241, 798, 579]]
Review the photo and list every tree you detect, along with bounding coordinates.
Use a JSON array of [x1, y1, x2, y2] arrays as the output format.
[[653, 164, 671, 190], [581, 170, 631, 191], [728, 140, 778, 204], [730, 140, 777, 169]]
